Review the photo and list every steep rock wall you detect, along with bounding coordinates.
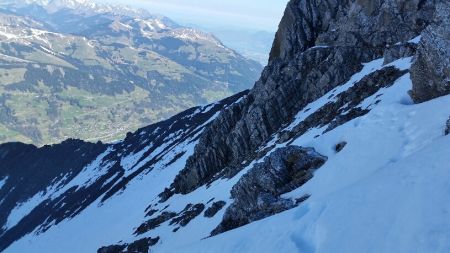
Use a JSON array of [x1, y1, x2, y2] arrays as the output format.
[[410, 2, 450, 102], [168, 0, 437, 196]]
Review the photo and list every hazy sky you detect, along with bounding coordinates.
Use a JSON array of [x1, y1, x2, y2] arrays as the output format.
[[95, 0, 289, 31]]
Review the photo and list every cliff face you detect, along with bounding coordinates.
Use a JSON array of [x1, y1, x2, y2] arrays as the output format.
[[410, 2, 450, 102], [169, 0, 437, 196]]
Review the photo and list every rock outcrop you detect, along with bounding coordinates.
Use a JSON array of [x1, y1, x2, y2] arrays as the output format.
[[445, 117, 450, 135], [170, 203, 205, 228], [410, 2, 450, 103], [167, 0, 436, 197], [135, 212, 177, 235], [211, 146, 326, 235], [335, 141, 348, 153], [97, 237, 160, 253], [136, 203, 206, 235], [204, 201, 226, 218]]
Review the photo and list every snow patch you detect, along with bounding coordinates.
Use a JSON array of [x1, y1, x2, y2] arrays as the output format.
[[0, 176, 7, 191]]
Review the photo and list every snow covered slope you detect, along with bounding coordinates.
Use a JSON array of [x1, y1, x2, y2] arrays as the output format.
[[172, 66, 450, 253], [3, 55, 449, 253], [0, 92, 246, 251], [1, 0, 449, 252]]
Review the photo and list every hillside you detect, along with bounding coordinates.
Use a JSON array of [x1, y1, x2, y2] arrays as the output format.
[[0, 0, 262, 145]]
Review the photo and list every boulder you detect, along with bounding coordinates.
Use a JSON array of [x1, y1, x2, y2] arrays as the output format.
[[211, 146, 326, 235]]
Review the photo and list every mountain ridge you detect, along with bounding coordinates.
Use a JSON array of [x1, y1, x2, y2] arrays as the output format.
[[0, 2, 262, 145]]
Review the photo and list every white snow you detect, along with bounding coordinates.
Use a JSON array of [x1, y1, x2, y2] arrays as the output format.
[[0, 177, 7, 191], [5, 135, 202, 252], [5, 195, 40, 230], [408, 35, 422, 44], [120, 146, 152, 176], [283, 57, 411, 133], [0, 29, 19, 40]]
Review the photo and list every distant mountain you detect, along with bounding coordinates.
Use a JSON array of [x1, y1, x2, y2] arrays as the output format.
[[0, 0, 262, 145], [186, 24, 275, 65], [211, 29, 275, 65]]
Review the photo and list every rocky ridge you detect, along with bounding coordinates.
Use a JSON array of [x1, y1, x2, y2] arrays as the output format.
[[168, 0, 438, 197]]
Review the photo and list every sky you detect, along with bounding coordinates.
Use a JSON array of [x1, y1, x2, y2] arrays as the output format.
[[95, 0, 289, 31]]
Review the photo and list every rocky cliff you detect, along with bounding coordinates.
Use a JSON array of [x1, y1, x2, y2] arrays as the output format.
[[410, 2, 450, 102], [169, 0, 438, 197]]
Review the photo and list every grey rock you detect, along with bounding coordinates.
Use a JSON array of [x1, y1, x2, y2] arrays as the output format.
[[271, 0, 435, 63], [136, 203, 205, 236], [170, 203, 205, 228], [98, 245, 126, 253], [97, 237, 160, 253], [411, 1, 450, 103], [383, 43, 417, 65], [211, 146, 326, 235], [135, 212, 177, 235], [335, 141, 348, 153], [204, 201, 227, 218]]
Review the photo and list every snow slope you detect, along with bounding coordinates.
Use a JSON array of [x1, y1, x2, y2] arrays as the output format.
[[171, 74, 450, 253], [155, 59, 450, 253], [4, 55, 449, 252]]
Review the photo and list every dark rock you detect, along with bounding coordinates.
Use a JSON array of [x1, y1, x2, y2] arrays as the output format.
[[158, 188, 175, 203], [211, 146, 326, 235], [445, 117, 450, 135], [410, 2, 450, 103], [145, 209, 158, 218], [272, 0, 435, 63], [383, 43, 417, 65], [170, 203, 205, 227], [97, 237, 159, 253], [97, 245, 126, 253], [126, 237, 160, 253], [335, 142, 347, 152], [295, 195, 311, 205], [204, 201, 227, 218], [135, 212, 177, 235]]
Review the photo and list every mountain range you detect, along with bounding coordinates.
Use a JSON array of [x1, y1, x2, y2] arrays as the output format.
[[0, 0, 449, 253], [0, 0, 262, 145]]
